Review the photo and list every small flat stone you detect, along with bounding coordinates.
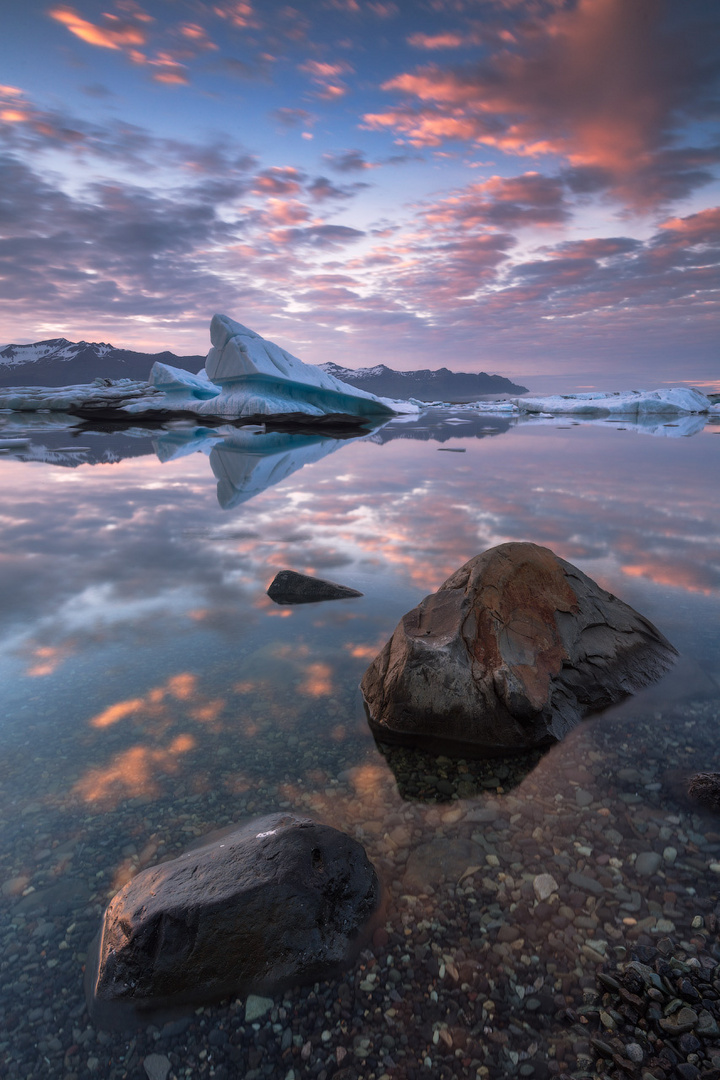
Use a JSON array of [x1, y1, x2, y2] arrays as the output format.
[[144, 1055, 171, 1080], [533, 873, 558, 902], [245, 994, 274, 1022], [575, 789, 594, 807], [625, 1042, 644, 1064], [466, 807, 499, 823], [635, 851, 662, 876], [697, 1010, 720, 1037], [568, 871, 604, 895]]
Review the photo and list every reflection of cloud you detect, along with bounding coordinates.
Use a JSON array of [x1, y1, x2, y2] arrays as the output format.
[[299, 662, 334, 697], [71, 734, 195, 807], [1, 416, 718, 733], [622, 561, 720, 596]]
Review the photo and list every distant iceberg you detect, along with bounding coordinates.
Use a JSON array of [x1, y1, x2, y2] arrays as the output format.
[[514, 387, 713, 416]]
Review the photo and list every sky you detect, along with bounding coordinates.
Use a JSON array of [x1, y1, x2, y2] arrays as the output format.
[[0, 0, 719, 391]]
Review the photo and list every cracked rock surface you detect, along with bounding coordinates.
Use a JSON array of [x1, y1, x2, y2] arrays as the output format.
[[361, 542, 677, 754]]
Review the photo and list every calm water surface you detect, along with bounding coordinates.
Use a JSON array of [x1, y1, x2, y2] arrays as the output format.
[[1, 409, 719, 1079]]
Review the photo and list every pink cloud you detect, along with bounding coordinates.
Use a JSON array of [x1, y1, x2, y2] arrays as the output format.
[[49, 5, 147, 51], [364, 0, 720, 207], [252, 167, 305, 196], [299, 58, 354, 99], [407, 31, 465, 49]]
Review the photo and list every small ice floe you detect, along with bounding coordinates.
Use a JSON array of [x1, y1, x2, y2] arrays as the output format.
[[469, 399, 518, 413], [514, 387, 712, 416], [0, 437, 31, 449]]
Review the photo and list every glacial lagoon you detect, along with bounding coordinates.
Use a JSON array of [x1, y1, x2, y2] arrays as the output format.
[[1, 406, 719, 1079]]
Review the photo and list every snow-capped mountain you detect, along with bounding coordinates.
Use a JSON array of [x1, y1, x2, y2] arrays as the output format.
[[0, 338, 204, 387], [319, 362, 527, 401]]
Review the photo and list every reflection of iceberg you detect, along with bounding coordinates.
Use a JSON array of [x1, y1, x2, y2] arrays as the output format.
[[153, 426, 227, 463], [209, 429, 351, 509], [519, 413, 709, 438], [368, 407, 515, 443], [515, 387, 712, 417]]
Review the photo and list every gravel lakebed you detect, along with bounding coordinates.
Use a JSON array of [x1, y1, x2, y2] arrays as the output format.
[[1, 686, 720, 1080]]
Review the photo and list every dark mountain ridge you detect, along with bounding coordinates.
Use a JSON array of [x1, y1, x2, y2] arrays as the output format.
[[320, 362, 527, 400], [0, 338, 204, 388]]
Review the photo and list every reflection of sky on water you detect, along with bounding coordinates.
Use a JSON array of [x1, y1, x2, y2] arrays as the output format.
[[1, 417, 719, 682], [0, 415, 717, 810], [0, 415, 719, 1063]]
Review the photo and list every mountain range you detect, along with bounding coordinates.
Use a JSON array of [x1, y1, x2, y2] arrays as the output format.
[[0, 338, 527, 399], [319, 362, 527, 400], [0, 338, 204, 388]]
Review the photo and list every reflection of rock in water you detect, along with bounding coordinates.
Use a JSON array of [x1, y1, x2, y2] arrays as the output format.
[[373, 737, 545, 802], [209, 430, 349, 509]]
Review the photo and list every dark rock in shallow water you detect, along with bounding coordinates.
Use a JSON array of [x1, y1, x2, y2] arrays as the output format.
[[267, 569, 363, 604], [361, 542, 677, 755], [88, 813, 379, 1023], [688, 772, 720, 810]]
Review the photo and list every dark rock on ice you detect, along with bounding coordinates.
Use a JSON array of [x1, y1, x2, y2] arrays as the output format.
[[267, 569, 363, 604], [88, 813, 379, 1021], [361, 542, 677, 755], [687, 772, 720, 811]]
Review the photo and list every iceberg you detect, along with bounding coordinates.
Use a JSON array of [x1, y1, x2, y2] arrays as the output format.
[[0, 316, 416, 424], [514, 387, 712, 417], [518, 413, 709, 438], [141, 315, 406, 422]]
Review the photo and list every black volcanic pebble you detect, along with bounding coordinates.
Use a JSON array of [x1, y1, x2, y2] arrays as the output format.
[[688, 772, 720, 810], [591, 934, 720, 1079]]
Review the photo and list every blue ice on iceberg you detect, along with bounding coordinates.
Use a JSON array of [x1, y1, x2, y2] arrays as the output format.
[[147, 315, 402, 421]]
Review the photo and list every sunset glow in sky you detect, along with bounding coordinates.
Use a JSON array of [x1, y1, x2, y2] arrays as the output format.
[[1, 0, 719, 389]]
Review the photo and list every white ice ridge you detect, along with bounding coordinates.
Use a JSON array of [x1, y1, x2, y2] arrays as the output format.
[[514, 387, 713, 416], [148, 314, 410, 420]]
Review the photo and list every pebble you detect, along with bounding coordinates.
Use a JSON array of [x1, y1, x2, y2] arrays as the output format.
[[568, 870, 604, 895], [143, 1055, 171, 1080], [532, 873, 558, 902], [244, 995, 274, 1022], [635, 851, 662, 876]]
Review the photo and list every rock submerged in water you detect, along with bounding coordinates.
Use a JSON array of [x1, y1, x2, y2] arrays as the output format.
[[267, 569, 363, 604], [88, 813, 379, 1022], [687, 772, 720, 811], [361, 542, 677, 755]]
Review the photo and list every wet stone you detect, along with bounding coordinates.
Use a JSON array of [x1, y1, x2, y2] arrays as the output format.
[[143, 1054, 171, 1080], [635, 851, 662, 876]]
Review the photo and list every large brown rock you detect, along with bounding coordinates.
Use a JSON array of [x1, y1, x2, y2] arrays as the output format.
[[88, 814, 379, 1022], [361, 542, 677, 754]]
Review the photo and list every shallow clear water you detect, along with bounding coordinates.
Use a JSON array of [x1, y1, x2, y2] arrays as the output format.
[[0, 409, 719, 1079]]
